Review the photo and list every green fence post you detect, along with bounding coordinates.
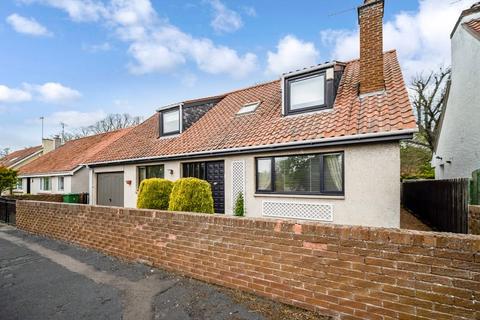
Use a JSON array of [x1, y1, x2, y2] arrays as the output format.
[[471, 169, 480, 205]]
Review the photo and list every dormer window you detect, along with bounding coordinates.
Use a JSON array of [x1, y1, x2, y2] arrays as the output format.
[[160, 107, 180, 136], [285, 70, 326, 115]]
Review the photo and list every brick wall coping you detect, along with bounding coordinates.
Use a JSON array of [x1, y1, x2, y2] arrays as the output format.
[[19, 200, 480, 249]]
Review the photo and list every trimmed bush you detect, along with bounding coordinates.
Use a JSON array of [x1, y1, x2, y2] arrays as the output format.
[[168, 178, 214, 214], [234, 192, 244, 217], [137, 178, 173, 210]]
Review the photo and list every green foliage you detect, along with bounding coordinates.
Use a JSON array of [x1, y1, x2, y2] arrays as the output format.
[[137, 178, 173, 210], [400, 143, 435, 180], [234, 192, 244, 217], [0, 166, 18, 194], [168, 178, 214, 214]]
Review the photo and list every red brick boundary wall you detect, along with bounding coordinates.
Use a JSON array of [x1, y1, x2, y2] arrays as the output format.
[[16, 201, 480, 320], [469, 206, 480, 235]]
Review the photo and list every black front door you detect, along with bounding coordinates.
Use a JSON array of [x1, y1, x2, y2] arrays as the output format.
[[26, 178, 31, 194], [182, 161, 225, 213]]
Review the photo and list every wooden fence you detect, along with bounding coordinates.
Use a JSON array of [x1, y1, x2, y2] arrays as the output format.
[[402, 179, 469, 233], [0, 197, 16, 225]]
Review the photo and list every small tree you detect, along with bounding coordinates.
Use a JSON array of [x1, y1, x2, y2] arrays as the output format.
[[168, 178, 214, 214], [234, 192, 245, 217], [137, 178, 173, 210], [0, 167, 18, 194]]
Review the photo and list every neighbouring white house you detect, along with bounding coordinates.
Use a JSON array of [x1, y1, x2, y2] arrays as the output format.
[[84, 0, 417, 228], [17, 129, 131, 196], [432, 2, 480, 179], [0, 136, 63, 194]]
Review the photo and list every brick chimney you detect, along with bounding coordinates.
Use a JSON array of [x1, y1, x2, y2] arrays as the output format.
[[358, 0, 385, 95]]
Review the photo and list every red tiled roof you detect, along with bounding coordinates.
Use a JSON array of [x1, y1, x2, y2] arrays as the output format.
[[19, 128, 132, 175], [88, 50, 416, 164], [0, 146, 42, 168], [464, 19, 480, 39]]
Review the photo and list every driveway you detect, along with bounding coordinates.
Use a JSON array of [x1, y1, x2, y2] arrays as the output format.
[[0, 225, 326, 320]]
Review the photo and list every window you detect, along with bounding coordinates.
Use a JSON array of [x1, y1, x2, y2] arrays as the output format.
[[256, 158, 272, 191], [285, 71, 326, 114], [16, 178, 22, 190], [58, 177, 64, 191], [183, 162, 206, 180], [138, 165, 165, 187], [255, 152, 343, 195], [161, 108, 180, 135], [40, 177, 51, 191], [237, 101, 260, 115]]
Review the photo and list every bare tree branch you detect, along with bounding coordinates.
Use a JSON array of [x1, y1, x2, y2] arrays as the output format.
[[62, 113, 142, 141], [409, 67, 451, 152]]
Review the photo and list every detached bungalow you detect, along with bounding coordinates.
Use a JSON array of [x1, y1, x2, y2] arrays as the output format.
[[18, 129, 131, 195], [86, 0, 416, 228]]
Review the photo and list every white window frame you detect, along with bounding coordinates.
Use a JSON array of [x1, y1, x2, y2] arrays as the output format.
[[40, 177, 51, 191], [58, 176, 65, 191]]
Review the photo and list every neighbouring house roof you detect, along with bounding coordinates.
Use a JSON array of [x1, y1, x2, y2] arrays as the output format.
[[19, 128, 132, 176], [464, 18, 480, 40], [86, 50, 416, 165], [451, 2, 480, 38], [0, 146, 43, 169]]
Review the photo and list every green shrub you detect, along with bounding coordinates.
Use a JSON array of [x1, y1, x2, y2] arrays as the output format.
[[168, 178, 214, 214], [137, 178, 173, 210], [234, 192, 244, 217]]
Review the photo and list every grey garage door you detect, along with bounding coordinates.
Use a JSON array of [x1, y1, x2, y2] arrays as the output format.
[[97, 172, 124, 207]]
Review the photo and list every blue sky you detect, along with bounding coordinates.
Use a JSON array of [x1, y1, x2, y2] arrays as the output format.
[[0, 0, 476, 150]]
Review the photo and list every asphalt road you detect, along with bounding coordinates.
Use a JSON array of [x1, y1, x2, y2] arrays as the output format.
[[0, 225, 267, 320]]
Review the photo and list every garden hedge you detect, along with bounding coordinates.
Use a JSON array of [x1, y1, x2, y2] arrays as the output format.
[[137, 178, 173, 210], [168, 178, 214, 214]]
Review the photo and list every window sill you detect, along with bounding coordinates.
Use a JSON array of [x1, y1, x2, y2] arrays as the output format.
[[254, 193, 344, 200]]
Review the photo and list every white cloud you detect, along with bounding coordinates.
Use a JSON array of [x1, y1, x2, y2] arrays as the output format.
[[6, 13, 52, 37], [243, 6, 256, 17], [48, 110, 107, 127], [320, 0, 478, 81], [208, 0, 243, 33], [0, 85, 32, 103], [23, 82, 81, 103], [82, 42, 111, 53], [266, 35, 319, 75], [20, 0, 107, 22], [24, 0, 257, 78]]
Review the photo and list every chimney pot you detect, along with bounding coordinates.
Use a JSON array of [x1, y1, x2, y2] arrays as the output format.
[[358, 0, 385, 95]]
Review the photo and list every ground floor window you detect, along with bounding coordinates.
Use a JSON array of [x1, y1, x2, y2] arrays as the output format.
[[137, 165, 165, 187], [58, 177, 65, 191], [40, 177, 51, 191], [16, 178, 22, 190], [255, 152, 344, 195]]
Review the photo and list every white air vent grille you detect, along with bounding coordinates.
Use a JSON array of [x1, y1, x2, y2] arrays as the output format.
[[262, 201, 333, 221], [231, 160, 246, 210]]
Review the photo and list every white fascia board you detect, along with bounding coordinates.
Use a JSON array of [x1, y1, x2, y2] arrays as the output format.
[[85, 128, 418, 167], [8, 149, 43, 169], [18, 165, 84, 178]]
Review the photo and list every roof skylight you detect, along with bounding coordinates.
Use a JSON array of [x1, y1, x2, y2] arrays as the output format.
[[237, 101, 261, 115]]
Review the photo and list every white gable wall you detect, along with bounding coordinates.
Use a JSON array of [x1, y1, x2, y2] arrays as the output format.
[[433, 12, 480, 179]]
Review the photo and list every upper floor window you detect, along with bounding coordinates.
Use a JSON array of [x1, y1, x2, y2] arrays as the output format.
[[161, 107, 180, 136], [40, 177, 51, 191], [284, 70, 327, 115]]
